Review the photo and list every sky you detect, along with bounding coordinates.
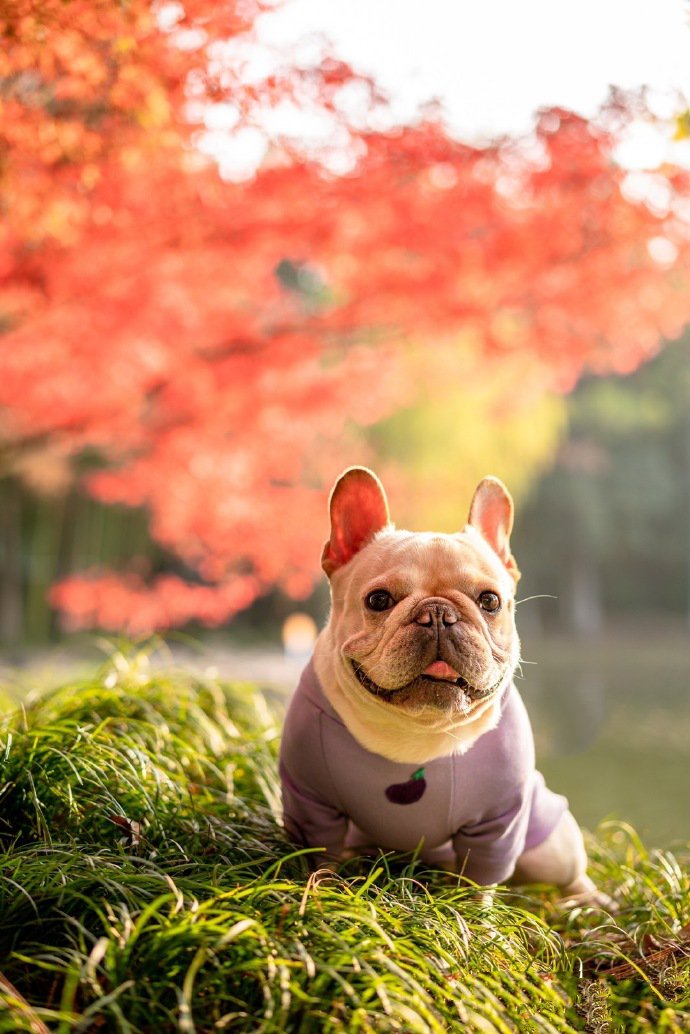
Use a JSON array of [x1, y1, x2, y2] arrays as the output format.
[[201, 0, 690, 176], [259, 0, 690, 138]]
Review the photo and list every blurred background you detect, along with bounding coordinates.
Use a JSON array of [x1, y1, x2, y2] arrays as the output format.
[[2, 0, 690, 846]]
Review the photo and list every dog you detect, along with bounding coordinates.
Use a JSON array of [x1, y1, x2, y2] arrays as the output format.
[[280, 466, 603, 902]]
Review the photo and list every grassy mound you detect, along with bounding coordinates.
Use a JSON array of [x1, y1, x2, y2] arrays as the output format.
[[0, 648, 688, 1032]]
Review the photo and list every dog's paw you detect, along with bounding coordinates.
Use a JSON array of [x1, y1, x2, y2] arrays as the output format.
[[557, 874, 617, 913]]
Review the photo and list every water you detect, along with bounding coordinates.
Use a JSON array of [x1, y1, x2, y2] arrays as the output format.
[[519, 627, 690, 848]]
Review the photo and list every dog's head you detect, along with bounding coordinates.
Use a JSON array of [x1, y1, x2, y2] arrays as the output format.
[[314, 467, 522, 762]]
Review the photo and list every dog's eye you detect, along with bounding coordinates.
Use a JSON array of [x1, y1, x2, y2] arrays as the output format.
[[478, 591, 501, 613], [365, 590, 395, 612]]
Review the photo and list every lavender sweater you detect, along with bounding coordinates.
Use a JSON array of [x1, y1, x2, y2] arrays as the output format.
[[279, 662, 567, 885]]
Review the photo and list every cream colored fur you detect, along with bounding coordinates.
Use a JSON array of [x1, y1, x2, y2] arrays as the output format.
[[314, 527, 516, 763]]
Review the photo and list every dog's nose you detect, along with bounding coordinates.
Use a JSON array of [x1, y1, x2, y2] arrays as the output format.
[[413, 599, 459, 628]]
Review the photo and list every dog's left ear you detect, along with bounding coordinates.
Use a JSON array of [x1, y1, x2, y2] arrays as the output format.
[[322, 467, 390, 577], [468, 477, 521, 583]]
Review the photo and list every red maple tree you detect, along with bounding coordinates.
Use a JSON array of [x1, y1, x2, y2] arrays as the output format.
[[2, 2, 690, 631]]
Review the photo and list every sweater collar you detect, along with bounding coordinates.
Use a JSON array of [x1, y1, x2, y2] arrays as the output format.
[[296, 658, 343, 722]]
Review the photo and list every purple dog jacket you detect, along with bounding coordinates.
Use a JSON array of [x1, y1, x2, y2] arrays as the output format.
[[280, 661, 567, 885]]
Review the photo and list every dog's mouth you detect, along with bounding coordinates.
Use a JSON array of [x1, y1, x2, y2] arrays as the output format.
[[351, 660, 505, 711]]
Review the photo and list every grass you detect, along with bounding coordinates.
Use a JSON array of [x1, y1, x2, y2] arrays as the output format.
[[0, 646, 687, 1032]]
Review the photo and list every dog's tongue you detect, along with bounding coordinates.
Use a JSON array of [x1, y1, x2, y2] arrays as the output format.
[[422, 660, 460, 681]]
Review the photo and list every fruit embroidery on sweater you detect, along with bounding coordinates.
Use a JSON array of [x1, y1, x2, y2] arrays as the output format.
[[385, 767, 426, 804]]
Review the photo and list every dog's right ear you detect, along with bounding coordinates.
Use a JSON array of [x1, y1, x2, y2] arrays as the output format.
[[468, 476, 521, 583], [322, 467, 390, 577]]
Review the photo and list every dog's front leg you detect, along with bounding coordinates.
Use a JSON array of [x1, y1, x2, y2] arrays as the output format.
[[511, 810, 613, 908]]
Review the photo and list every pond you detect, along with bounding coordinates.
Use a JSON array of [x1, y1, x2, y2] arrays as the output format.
[[519, 626, 690, 849]]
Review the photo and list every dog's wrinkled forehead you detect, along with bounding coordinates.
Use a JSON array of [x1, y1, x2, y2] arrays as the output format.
[[338, 526, 515, 600]]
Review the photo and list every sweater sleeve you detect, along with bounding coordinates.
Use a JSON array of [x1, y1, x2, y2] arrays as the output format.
[[451, 685, 563, 886], [451, 792, 530, 886], [279, 692, 348, 863], [451, 768, 568, 885]]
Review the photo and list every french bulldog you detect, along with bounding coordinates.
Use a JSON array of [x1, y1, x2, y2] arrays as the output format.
[[280, 466, 602, 901]]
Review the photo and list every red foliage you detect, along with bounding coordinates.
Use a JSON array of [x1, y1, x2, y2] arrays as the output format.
[[2, 2, 690, 631]]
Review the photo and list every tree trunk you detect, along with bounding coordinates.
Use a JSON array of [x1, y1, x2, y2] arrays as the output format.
[[566, 549, 603, 636], [0, 480, 24, 644]]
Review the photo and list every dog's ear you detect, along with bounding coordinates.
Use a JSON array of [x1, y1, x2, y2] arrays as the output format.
[[468, 477, 521, 583], [322, 467, 390, 577]]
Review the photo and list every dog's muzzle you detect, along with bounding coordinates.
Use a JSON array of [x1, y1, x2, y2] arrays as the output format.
[[351, 661, 505, 706]]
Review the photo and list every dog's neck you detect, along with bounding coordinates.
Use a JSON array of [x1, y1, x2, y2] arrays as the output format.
[[312, 632, 510, 765]]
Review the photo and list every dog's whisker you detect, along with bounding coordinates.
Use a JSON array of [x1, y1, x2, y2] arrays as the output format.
[[515, 594, 558, 606]]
